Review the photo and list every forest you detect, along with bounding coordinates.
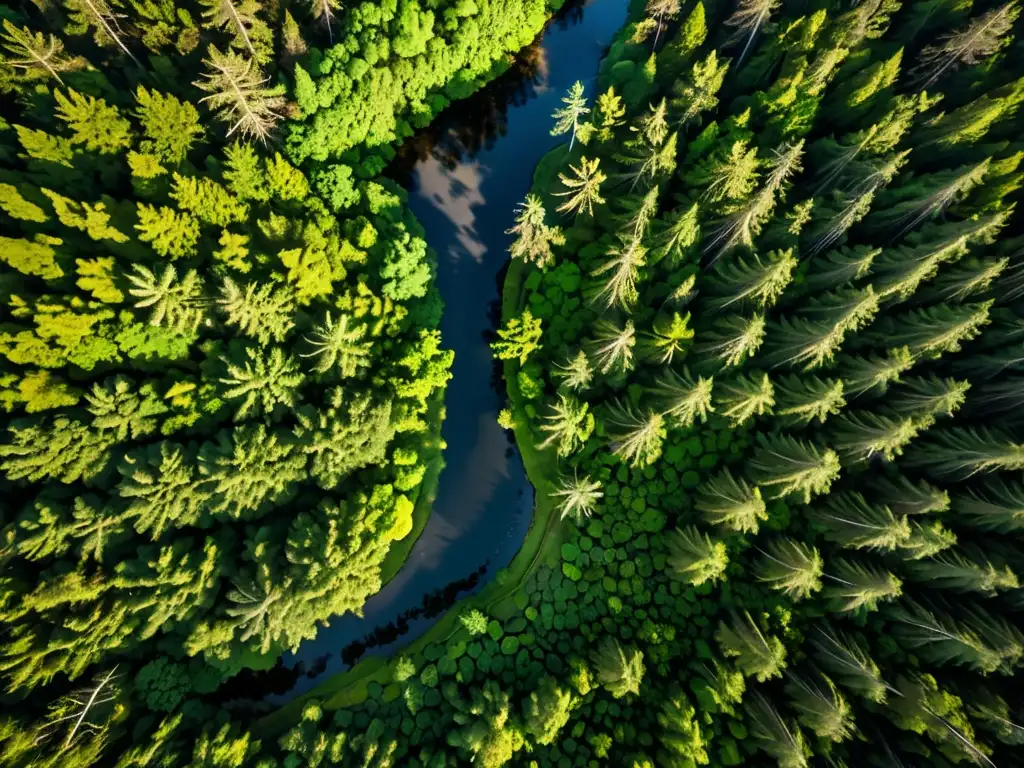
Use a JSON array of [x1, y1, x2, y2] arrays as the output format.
[[0, 0, 555, 764], [3, 0, 1024, 765]]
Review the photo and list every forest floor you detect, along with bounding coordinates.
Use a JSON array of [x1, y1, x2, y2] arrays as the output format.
[[258, 256, 563, 735]]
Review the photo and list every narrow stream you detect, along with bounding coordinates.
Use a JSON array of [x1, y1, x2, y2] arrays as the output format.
[[246, 0, 628, 705]]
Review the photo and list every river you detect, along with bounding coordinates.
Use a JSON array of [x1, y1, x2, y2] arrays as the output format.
[[246, 0, 628, 705]]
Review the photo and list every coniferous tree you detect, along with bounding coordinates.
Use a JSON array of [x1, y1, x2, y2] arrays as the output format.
[[716, 612, 787, 682], [551, 471, 603, 522], [784, 672, 855, 743], [590, 637, 645, 698], [824, 557, 903, 613], [507, 195, 565, 269], [810, 625, 890, 703], [652, 367, 713, 426], [193, 46, 284, 143], [755, 538, 823, 600], [555, 157, 607, 217], [665, 526, 728, 586], [551, 81, 590, 151], [810, 492, 911, 551], [695, 469, 767, 534], [748, 434, 841, 503]]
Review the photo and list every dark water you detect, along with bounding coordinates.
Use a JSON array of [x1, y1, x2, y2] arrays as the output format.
[[239, 0, 628, 706]]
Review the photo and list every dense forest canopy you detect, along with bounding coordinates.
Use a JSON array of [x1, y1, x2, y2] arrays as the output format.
[[6, 0, 1024, 765]]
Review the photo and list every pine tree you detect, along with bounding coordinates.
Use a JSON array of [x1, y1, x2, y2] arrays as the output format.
[[755, 538, 823, 600], [745, 692, 809, 768], [523, 676, 573, 747], [491, 310, 543, 365], [605, 400, 665, 468], [649, 203, 700, 266], [117, 443, 208, 539], [885, 599, 1013, 675], [652, 367, 713, 426], [218, 278, 296, 345], [656, 692, 709, 767], [591, 236, 647, 310], [590, 637, 645, 698], [553, 350, 593, 392], [725, 0, 781, 67], [695, 469, 767, 534], [590, 319, 636, 375], [664, 526, 728, 586], [824, 557, 903, 613], [550, 471, 603, 522], [910, 3, 1019, 89], [866, 160, 992, 236], [555, 156, 607, 217], [803, 246, 879, 293], [551, 81, 590, 151], [506, 194, 565, 269], [536, 394, 594, 458], [134, 86, 204, 167], [715, 372, 775, 427], [301, 312, 372, 376], [840, 346, 914, 396], [767, 288, 879, 370], [908, 426, 1024, 477], [671, 50, 729, 128], [0, 20, 83, 86], [716, 612, 786, 682], [293, 391, 393, 489], [956, 477, 1024, 532], [833, 410, 932, 463], [199, 424, 307, 519], [126, 264, 205, 333], [784, 672, 854, 743], [773, 375, 846, 427], [810, 491, 911, 551], [62, 0, 140, 64], [901, 519, 958, 560], [309, 0, 343, 41], [592, 87, 626, 142], [868, 473, 950, 516], [909, 544, 1019, 594], [53, 90, 132, 155], [748, 434, 841, 503], [706, 249, 796, 310], [193, 45, 284, 143], [199, 0, 272, 63], [218, 346, 305, 420], [696, 314, 766, 369], [643, 311, 693, 364], [810, 625, 890, 703]]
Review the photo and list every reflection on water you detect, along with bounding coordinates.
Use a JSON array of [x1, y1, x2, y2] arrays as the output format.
[[232, 0, 628, 710]]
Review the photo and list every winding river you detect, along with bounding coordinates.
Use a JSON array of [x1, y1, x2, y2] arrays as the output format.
[[251, 0, 627, 704]]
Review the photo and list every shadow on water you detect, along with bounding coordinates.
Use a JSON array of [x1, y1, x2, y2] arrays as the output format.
[[219, 0, 628, 713]]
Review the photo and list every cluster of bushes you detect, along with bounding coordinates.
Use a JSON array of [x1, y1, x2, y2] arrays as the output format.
[[0, 0, 560, 764], [252, 0, 1024, 765]]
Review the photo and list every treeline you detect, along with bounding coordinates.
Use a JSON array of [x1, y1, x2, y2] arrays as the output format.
[[0, 0, 561, 764], [242, 0, 1024, 766]]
